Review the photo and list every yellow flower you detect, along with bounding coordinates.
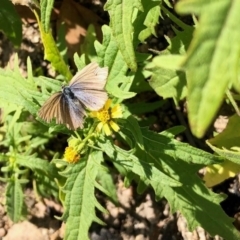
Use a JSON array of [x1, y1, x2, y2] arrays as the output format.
[[90, 99, 122, 136], [64, 147, 80, 163]]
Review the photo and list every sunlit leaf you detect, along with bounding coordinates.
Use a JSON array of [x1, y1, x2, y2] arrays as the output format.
[[176, 0, 240, 137]]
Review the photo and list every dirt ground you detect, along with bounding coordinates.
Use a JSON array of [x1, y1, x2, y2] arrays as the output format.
[[0, 1, 240, 240]]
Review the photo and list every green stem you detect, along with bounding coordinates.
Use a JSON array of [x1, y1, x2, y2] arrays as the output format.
[[226, 90, 240, 116], [76, 121, 98, 152]]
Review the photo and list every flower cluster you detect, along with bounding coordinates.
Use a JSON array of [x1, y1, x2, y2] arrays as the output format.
[[63, 146, 80, 163], [63, 99, 122, 163], [91, 99, 122, 136]]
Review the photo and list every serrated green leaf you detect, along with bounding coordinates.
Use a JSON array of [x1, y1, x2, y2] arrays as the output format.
[[6, 180, 24, 222], [81, 25, 98, 63], [138, 0, 161, 42], [104, 0, 143, 71], [167, 25, 194, 55], [73, 53, 85, 70], [40, 0, 54, 33], [98, 137, 181, 188], [128, 52, 152, 94], [208, 145, 240, 165], [162, 5, 194, 55], [176, 0, 240, 138], [35, 76, 62, 93], [34, 172, 59, 199], [148, 64, 187, 104], [0, 0, 22, 46], [96, 25, 136, 100], [142, 128, 222, 167], [63, 151, 105, 240], [16, 154, 59, 177], [8, 106, 22, 132], [34, 76, 62, 109], [97, 167, 118, 205], [140, 128, 222, 191], [130, 64, 152, 93], [126, 116, 144, 151], [34, 11, 72, 81], [140, 129, 239, 240], [0, 67, 40, 114], [164, 183, 239, 240], [56, 22, 68, 64]]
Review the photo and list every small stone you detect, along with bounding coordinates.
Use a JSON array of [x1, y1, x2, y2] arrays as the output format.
[[4, 221, 45, 240], [0, 227, 6, 237], [135, 234, 145, 240]]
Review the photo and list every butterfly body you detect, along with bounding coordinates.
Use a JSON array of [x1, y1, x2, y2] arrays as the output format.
[[62, 86, 75, 100], [38, 63, 108, 130]]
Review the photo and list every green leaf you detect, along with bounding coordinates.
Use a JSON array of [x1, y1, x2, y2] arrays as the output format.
[[126, 116, 144, 151], [206, 144, 240, 165], [162, 5, 194, 55], [97, 167, 118, 205], [104, 0, 143, 71], [151, 55, 185, 70], [35, 75, 62, 92], [141, 128, 222, 178], [73, 53, 85, 70], [134, 4, 193, 104], [208, 114, 240, 150], [160, 126, 186, 137], [126, 100, 165, 115], [27, 57, 34, 83], [16, 154, 59, 177], [0, 67, 40, 115], [56, 22, 68, 64], [176, 0, 240, 137], [34, 76, 62, 107], [163, 184, 239, 240], [141, 129, 239, 240], [148, 23, 188, 104], [148, 64, 187, 104], [34, 10, 72, 81], [34, 172, 59, 199], [63, 151, 105, 240], [206, 114, 240, 164], [6, 180, 24, 222], [40, 0, 54, 33], [138, 0, 161, 41], [0, 0, 22, 46], [7, 106, 22, 132], [96, 25, 136, 100], [130, 64, 152, 93], [98, 137, 181, 188], [81, 25, 98, 63], [107, 115, 235, 239]]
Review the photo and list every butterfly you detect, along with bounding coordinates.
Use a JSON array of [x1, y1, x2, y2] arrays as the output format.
[[38, 62, 108, 130]]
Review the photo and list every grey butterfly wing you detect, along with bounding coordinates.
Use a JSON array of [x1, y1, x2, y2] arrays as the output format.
[[38, 92, 63, 123], [64, 97, 86, 130], [38, 92, 86, 130], [69, 62, 108, 111]]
